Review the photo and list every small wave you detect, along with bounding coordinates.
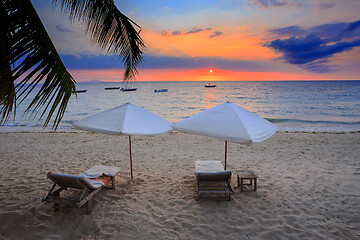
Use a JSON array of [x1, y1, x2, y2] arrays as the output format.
[[279, 126, 360, 132], [74, 112, 88, 116], [1, 123, 40, 127], [1, 123, 19, 127], [267, 118, 360, 125]]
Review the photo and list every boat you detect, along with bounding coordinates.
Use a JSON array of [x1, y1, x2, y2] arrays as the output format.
[[72, 89, 87, 93], [154, 89, 168, 92], [205, 83, 216, 88], [121, 87, 137, 92], [105, 87, 120, 90]]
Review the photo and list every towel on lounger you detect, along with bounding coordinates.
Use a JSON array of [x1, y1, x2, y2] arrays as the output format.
[[80, 165, 121, 178], [195, 161, 228, 174]]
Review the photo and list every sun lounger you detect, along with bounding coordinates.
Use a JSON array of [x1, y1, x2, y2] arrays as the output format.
[[42, 165, 120, 214], [195, 160, 234, 200]]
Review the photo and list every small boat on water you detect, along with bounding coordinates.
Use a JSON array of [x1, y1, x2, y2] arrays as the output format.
[[121, 87, 137, 92], [105, 87, 120, 90], [154, 89, 168, 92], [72, 89, 87, 93], [205, 83, 216, 88]]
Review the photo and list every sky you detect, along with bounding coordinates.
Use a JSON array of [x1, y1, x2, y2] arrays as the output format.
[[32, 0, 360, 82]]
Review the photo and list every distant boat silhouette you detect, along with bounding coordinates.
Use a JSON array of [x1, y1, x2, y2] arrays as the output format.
[[154, 89, 168, 92], [72, 89, 87, 93], [205, 83, 216, 88], [121, 87, 137, 92], [105, 87, 120, 90]]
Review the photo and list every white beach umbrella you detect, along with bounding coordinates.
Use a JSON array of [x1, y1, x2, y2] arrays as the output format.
[[172, 102, 278, 169], [73, 102, 172, 179]]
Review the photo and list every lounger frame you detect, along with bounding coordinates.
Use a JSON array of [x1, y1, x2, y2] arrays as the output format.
[[196, 172, 234, 201], [42, 173, 116, 214]]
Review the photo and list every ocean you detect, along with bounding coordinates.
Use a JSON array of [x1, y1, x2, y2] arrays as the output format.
[[1, 80, 360, 132]]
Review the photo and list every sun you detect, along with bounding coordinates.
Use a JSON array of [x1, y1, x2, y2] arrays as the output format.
[[209, 68, 213, 73]]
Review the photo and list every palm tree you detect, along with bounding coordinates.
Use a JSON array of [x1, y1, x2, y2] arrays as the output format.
[[0, 0, 144, 129]]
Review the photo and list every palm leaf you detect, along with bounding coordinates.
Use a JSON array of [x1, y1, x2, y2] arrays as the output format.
[[53, 0, 145, 80], [0, 0, 76, 130], [1, 0, 144, 130]]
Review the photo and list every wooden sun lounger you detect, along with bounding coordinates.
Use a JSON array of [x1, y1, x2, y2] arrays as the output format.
[[42, 165, 120, 214], [195, 161, 234, 201]]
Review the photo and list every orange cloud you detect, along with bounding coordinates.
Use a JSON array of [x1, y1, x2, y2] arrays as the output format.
[[142, 26, 277, 61]]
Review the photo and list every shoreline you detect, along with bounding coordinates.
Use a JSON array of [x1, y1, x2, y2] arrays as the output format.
[[1, 125, 360, 134], [0, 131, 359, 239]]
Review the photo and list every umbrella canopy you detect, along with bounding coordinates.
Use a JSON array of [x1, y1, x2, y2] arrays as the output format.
[[73, 102, 172, 135], [73, 102, 172, 179], [172, 102, 278, 169]]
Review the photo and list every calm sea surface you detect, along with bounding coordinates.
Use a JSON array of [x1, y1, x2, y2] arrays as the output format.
[[2, 81, 360, 132]]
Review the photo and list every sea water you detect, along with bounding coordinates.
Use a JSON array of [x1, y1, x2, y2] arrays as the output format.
[[1, 81, 360, 132]]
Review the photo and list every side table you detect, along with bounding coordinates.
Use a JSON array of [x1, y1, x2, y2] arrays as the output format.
[[236, 170, 258, 192]]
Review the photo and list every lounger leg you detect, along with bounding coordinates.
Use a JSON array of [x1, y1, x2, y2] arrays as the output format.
[[111, 176, 115, 189], [52, 187, 64, 211], [53, 203, 60, 212], [87, 199, 93, 214]]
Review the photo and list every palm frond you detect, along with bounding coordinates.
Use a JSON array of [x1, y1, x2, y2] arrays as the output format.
[[0, 0, 76, 129], [53, 0, 145, 81]]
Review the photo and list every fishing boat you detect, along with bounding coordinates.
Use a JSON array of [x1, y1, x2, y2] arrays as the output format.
[[72, 89, 87, 93], [204, 83, 216, 88], [121, 87, 137, 92], [105, 87, 120, 90], [154, 89, 168, 92]]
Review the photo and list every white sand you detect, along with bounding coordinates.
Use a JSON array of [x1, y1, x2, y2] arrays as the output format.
[[0, 131, 359, 239]]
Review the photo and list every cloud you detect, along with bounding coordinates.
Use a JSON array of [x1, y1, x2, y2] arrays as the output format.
[[301, 60, 335, 73], [61, 54, 278, 72], [186, 28, 204, 34], [210, 31, 223, 38], [269, 20, 360, 41], [160, 30, 169, 36], [171, 31, 182, 36], [247, 0, 302, 8], [159, 27, 214, 37], [142, 55, 281, 71], [265, 22, 360, 73], [55, 24, 73, 33], [316, 3, 336, 9]]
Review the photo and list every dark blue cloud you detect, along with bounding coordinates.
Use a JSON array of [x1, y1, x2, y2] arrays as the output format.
[[269, 21, 360, 41], [266, 20, 360, 72], [55, 24, 72, 33], [61, 54, 276, 72], [61, 54, 119, 69], [210, 31, 223, 38]]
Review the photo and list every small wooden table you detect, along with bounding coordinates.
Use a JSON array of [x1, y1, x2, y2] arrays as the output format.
[[236, 170, 258, 192]]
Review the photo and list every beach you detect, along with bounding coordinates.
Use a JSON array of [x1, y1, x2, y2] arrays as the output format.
[[0, 131, 359, 239]]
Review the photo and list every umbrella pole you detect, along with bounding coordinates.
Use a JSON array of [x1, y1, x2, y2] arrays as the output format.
[[224, 141, 227, 170], [129, 135, 133, 179]]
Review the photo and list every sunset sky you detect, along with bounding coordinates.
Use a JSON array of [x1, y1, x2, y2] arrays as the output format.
[[33, 0, 360, 82]]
